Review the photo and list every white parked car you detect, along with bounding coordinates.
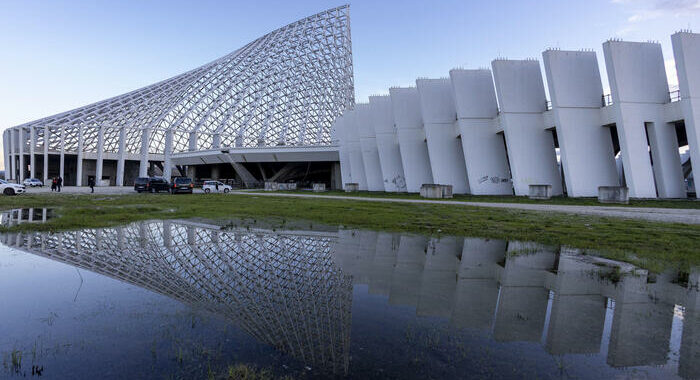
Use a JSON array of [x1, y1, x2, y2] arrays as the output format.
[[0, 179, 26, 196], [23, 178, 43, 187], [202, 180, 232, 194]]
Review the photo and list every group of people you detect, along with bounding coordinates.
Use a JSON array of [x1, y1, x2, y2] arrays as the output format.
[[50, 177, 63, 192], [48, 177, 96, 193]]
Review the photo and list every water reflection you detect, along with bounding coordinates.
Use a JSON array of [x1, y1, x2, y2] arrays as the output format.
[[0, 208, 52, 227], [1, 221, 698, 379]]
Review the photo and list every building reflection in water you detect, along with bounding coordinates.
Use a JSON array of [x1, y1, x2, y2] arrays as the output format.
[[1, 213, 698, 379]]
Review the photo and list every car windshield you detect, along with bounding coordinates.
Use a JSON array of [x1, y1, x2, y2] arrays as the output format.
[[134, 177, 149, 184], [0, 179, 6, 184], [175, 178, 192, 184]]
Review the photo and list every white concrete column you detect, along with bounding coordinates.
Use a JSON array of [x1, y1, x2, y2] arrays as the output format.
[[188, 131, 198, 151], [18, 127, 25, 182], [29, 126, 36, 179], [356, 103, 384, 191], [95, 126, 104, 186], [332, 115, 353, 188], [492, 59, 563, 196], [603, 40, 684, 198], [116, 127, 126, 186], [389, 86, 433, 192], [450, 69, 513, 195], [344, 109, 368, 190], [76, 127, 84, 186], [673, 31, 700, 199], [9, 128, 17, 181], [59, 126, 65, 181], [542, 50, 619, 197], [43, 126, 50, 183], [416, 78, 470, 194], [2, 131, 9, 181], [139, 128, 150, 178], [369, 95, 406, 192], [163, 129, 173, 181]]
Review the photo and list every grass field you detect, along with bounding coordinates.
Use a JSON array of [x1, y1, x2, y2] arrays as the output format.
[[0, 193, 698, 271]]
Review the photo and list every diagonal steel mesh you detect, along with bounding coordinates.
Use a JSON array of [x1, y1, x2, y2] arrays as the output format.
[[6, 5, 354, 155]]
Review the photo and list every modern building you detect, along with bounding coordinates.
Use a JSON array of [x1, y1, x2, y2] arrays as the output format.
[[3, 6, 354, 188], [4, 6, 699, 199], [336, 31, 700, 198]]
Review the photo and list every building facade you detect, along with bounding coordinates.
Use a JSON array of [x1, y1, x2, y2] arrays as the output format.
[[336, 31, 700, 198], [3, 6, 353, 188]]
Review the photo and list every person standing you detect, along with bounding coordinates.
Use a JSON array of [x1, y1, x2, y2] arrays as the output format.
[[57, 177, 63, 192], [88, 177, 95, 193], [51, 177, 57, 192]]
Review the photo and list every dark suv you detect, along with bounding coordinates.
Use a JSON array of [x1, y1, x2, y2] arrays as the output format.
[[134, 177, 170, 193], [170, 177, 194, 194]]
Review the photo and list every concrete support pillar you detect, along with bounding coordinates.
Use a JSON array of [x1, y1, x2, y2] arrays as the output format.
[[2, 131, 8, 181], [673, 31, 700, 199], [333, 115, 354, 188], [188, 131, 198, 151], [186, 165, 196, 180], [390, 87, 433, 193], [116, 127, 126, 186], [163, 129, 173, 181], [450, 69, 512, 195], [604, 40, 685, 198], [43, 126, 50, 183], [29, 126, 36, 179], [76, 127, 84, 186], [59, 126, 65, 181], [344, 109, 368, 190], [416, 78, 470, 194], [95, 126, 104, 185], [369, 95, 406, 192], [211, 165, 220, 180], [18, 127, 25, 182], [139, 128, 150, 178], [542, 50, 619, 197], [492, 59, 563, 196], [356, 103, 384, 191], [9, 129, 16, 181]]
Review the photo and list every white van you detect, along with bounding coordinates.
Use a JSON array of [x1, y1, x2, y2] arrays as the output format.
[[202, 180, 232, 194]]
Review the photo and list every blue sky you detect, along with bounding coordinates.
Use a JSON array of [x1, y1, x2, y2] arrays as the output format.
[[1, 0, 699, 170]]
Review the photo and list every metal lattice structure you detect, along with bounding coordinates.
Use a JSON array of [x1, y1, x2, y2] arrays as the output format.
[[3, 5, 354, 185], [1, 218, 353, 375]]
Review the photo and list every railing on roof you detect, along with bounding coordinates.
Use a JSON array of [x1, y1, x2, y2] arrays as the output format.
[[669, 86, 681, 102], [545, 100, 552, 111], [602, 94, 613, 107]]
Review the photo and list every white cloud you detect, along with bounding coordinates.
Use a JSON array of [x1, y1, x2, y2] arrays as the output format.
[[617, 0, 700, 23]]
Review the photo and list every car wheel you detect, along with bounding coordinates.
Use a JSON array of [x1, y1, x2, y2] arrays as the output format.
[[204, 188, 211, 194], [3, 188, 15, 196], [223, 188, 230, 193]]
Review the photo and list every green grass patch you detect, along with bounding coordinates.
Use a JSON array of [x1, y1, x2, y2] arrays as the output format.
[[0, 193, 698, 271]]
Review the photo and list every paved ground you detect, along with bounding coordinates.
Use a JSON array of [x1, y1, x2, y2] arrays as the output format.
[[17, 186, 700, 224], [235, 191, 700, 225]]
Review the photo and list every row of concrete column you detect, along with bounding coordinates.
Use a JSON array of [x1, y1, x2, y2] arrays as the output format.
[[333, 230, 699, 377], [3, 125, 174, 186], [336, 31, 700, 198]]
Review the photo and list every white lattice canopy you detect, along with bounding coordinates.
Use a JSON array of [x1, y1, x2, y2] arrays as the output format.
[[8, 5, 354, 156]]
